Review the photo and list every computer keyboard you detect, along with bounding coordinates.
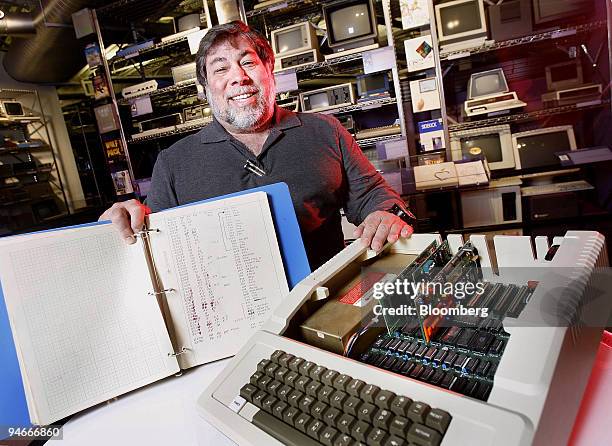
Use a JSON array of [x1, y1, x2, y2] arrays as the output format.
[[521, 180, 594, 197], [241, 348, 453, 446], [356, 124, 401, 140]]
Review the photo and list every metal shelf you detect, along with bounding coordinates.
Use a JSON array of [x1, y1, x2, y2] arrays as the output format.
[[128, 118, 212, 143], [440, 20, 607, 61], [117, 81, 199, 104], [448, 99, 610, 132], [356, 133, 402, 148], [246, 0, 316, 18], [318, 97, 397, 115], [275, 52, 364, 75], [110, 35, 192, 65]]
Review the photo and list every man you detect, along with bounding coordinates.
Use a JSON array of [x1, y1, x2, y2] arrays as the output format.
[[100, 21, 413, 269]]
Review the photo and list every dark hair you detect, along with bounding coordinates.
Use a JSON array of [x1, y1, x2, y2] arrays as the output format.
[[195, 21, 274, 86]]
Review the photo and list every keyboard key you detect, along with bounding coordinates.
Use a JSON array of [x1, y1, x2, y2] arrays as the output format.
[[283, 405, 300, 425], [366, 427, 389, 446], [285, 371, 299, 387], [295, 375, 311, 392], [407, 423, 442, 446], [278, 353, 294, 368], [357, 402, 377, 422], [310, 365, 327, 382], [253, 390, 267, 408], [252, 410, 319, 446], [262, 395, 278, 413], [407, 401, 430, 424], [330, 390, 348, 409], [295, 412, 314, 433], [274, 366, 290, 382], [390, 415, 412, 438], [360, 384, 380, 403], [272, 401, 288, 419], [307, 419, 326, 440], [385, 435, 407, 446], [257, 359, 271, 373], [239, 383, 258, 402], [320, 426, 339, 446], [343, 395, 362, 416], [311, 401, 329, 420], [264, 362, 279, 377], [319, 386, 334, 404], [299, 360, 316, 377], [426, 409, 451, 434], [373, 408, 393, 430], [334, 433, 353, 446], [287, 389, 303, 407], [347, 378, 365, 396], [278, 384, 292, 401], [323, 407, 342, 426], [257, 375, 272, 390], [333, 374, 352, 391], [299, 395, 316, 414], [337, 413, 356, 434], [352, 419, 372, 442], [267, 379, 283, 395], [374, 389, 396, 409], [321, 369, 339, 386], [390, 395, 413, 416], [250, 371, 264, 386], [270, 349, 285, 363], [288, 357, 304, 372]]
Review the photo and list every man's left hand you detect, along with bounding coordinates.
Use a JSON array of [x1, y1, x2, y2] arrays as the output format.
[[354, 210, 414, 252]]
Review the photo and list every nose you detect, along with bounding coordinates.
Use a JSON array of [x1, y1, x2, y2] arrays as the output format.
[[229, 63, 251, 85]]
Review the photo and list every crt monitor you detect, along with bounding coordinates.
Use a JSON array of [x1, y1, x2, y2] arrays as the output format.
[[450, 124, 515, 170], [356, 72, 390, 99], [435, 0, 487, 44], [0, 100, 24, 117], [532, 0, 591, 25], [545, 60, 583, 91], [270, 22, 319, 57], [468, 68, 509, 99], [512, 125, 577, 170], [322, 0, 378, 50]]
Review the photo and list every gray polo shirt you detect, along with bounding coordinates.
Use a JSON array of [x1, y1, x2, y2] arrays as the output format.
[[147, 106, 404, 268]]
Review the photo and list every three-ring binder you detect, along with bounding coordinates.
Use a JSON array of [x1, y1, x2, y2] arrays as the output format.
[[168, 347, 189, 357]]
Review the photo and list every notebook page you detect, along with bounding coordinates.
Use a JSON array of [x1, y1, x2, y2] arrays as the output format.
[[0, 224, 179, 425], [147, 191, 289, 368]]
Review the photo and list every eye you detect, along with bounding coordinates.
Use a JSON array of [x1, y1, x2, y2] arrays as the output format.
[[214, 66, 228, 74], [241, 60, 256, 67]]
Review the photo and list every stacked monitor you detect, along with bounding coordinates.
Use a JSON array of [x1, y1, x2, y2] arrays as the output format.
[[435, 0, 488, 51], [450, 125, 515, 170], [270, 22, 321, 71], [322, 0, 378, 55], [512, 125, 577, 169]]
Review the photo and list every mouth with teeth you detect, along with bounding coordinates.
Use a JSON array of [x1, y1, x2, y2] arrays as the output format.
[[228, 91, 258, 102]]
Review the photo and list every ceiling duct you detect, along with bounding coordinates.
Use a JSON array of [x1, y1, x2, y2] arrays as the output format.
[[0, 12, 37, 37], [2, 0, 90, 84]]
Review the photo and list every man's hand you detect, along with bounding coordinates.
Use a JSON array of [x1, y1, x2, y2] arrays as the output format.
[[354, 210, 414, 252], [98, 199, 150, 244]]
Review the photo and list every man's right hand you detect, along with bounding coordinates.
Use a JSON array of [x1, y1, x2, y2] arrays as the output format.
[[98, 199, 150, 244]]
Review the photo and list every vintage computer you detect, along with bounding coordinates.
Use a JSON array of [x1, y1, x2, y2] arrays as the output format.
[[434, 0, 491, 54], [355, 72, 391, 102], [532, 0, 591, 25], [450, 124, 515, 170], [197, 228, 609, 445], [0, 100, 25, 118], [322, 0, 379, 60], [541, 60, 602, 108], [512, 125, 577, 170], [271, 22, 322, 72], [464, 68, 527, 117], [299, 83, 355, 113], [488, 0, 533, 42]]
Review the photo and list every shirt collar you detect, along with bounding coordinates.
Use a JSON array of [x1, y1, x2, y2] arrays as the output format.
[[198, 104, 302, 144]]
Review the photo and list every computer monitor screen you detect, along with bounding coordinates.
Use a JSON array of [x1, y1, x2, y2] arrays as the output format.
[[439, 0, 483, 37], [307, 92, 330, 109], [460, 134, 503, 163], [324, 0, 376, 47], [275, 28, 304, 54], [532, 0, 589, 24], [546, 60, 583, 91], [514, 127, 575, 169], [3, 101, 24, 116], [550, 64, 577, 84], [469, 69, 508, 98], [357, 73, 388, 97]]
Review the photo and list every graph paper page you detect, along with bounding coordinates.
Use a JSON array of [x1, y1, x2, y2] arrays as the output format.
[[148, 192, 289, 368], [0, 224, 179, 425]]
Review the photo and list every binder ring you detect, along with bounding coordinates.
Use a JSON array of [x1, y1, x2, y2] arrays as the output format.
[[147, 288, 175, 296], [168, 347, 188, 357], [134, 228, 160, 238]]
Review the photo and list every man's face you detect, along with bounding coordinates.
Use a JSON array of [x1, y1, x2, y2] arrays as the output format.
[[204, 36, 276, 132]]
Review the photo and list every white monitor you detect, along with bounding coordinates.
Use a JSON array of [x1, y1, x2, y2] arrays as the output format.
[[450, 124, 515, 170], [512, 125, 577, 170], [270, 22, 319, 57], [545, 60, 583, 91], [468, 68, 509, 99], [435, 0, 487, 45], [0, 100, 24, 117]]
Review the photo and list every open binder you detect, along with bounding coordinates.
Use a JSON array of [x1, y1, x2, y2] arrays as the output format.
[[0, 183, 310, 430]]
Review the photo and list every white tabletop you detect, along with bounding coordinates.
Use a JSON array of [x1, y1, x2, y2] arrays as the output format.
[[59, 360, 236, 446]]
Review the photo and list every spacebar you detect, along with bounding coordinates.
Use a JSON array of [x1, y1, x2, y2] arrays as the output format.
[[252, 411, 320, 446]]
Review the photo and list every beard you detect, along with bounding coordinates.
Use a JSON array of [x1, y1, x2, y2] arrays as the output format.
[[206, 85, 275, 130]]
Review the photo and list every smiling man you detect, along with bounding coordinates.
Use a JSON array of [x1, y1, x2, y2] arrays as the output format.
[[100, 21, 414, 269]]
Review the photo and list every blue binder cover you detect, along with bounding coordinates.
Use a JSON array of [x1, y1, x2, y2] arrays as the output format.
[[0, 182, 310, 434]]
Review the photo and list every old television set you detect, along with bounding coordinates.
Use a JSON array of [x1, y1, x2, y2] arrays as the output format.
[[489, 0, 533, 42], [322, 0, 379, 57], [450, 124, 515, 170], [0, 100, 25, 117], [512, 125, 577, 170], [435, 0, 489, 52], [545, 60, 584, 91], [355, 72, 390, 101], [532, 0, 591, 25]]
